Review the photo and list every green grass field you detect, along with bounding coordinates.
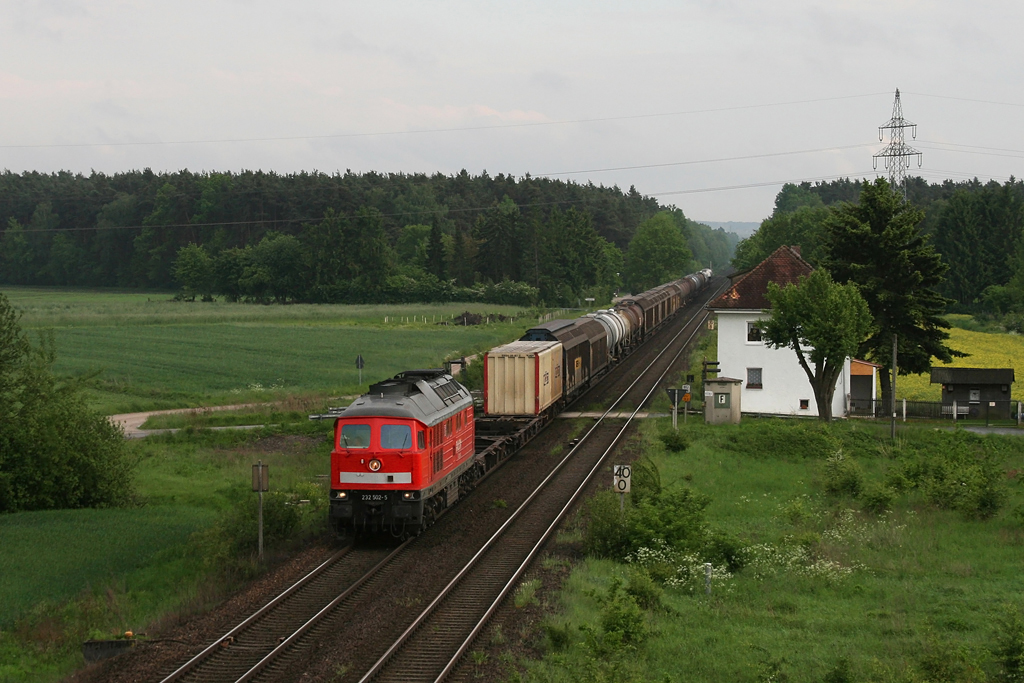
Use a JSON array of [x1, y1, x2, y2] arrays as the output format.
[[521, 419, 1024, 683], [2, 287, 538, 414]]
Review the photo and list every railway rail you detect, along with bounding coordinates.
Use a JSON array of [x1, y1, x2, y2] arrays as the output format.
[[149, 275, 727, 683], [357, 287, 722, 683]]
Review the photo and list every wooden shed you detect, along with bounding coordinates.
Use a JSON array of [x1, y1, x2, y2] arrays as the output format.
[[930, 367, 1015, 419]]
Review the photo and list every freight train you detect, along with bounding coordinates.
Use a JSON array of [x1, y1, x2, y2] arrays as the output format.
[[320, 269, 712, 537]]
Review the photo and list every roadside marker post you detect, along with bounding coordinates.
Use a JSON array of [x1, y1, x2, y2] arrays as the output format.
[[252, 461, 269, 561], [356, 354, 365, 385], [613, 464, 631, 513]]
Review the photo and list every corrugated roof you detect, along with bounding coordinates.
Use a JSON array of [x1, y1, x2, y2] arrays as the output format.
[[708, 245, 813, 310], [340, 371, 473, 426], [929, 367, 1015, 385]]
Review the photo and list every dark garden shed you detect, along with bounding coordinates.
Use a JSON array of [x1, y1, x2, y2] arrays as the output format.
[[930, 367, 1015, 419]]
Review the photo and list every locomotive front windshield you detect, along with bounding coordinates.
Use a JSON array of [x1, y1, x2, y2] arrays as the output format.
[[339, 424, 371, 448], [380, 424, 413, 449]]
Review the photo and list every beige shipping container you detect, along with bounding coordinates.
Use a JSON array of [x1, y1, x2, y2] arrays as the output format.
[[485, 341, 564, 415]]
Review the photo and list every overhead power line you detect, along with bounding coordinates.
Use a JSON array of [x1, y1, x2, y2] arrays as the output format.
[[10, 171, 880, 234], [541, 144, 874, 176], [0, 92, 888, 150], [904, 92, 1024, 108]]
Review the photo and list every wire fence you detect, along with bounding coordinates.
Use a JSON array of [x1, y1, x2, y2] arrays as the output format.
[[848, 398, 1023, 427]]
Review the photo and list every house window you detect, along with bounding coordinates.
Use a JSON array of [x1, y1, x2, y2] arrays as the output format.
[[969, 388, 980, 403], [746, 368, 762, 389], [800, 399, 810, 410], [747, 322, 762, 343]]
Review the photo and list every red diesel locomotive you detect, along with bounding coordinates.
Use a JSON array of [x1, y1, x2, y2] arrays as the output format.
[[328, 370, 476, 536]]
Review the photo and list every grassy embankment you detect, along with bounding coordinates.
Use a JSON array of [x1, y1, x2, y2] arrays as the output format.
[[514, 418, 1024, 683], [0, 425, 336, 682], [0, 286, 543, 681], [3, 286, 539, 415]]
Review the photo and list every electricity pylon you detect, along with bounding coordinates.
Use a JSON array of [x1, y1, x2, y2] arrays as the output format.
[[873, 88, 922, 200]]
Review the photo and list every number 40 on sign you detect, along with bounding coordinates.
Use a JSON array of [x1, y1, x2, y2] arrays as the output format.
[[613, 465, 631, 493]]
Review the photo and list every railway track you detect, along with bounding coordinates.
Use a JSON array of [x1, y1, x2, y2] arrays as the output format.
[[157, 545, 402, 683], [356, 282, 724, 683], [148, 276, 727, 683]]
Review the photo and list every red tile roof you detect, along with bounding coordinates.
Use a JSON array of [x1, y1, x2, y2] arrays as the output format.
[[708, 245, 813, 310]]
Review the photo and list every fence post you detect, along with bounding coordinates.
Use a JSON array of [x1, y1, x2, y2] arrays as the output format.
[[1018, 401, 1021, 427], [953, 400, 957, 423], [902, 398, 906, 422]]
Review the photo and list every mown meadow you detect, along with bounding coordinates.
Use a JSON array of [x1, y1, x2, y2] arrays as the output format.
[[514, 418, 1024, 683], [3, 286, 538, 414]]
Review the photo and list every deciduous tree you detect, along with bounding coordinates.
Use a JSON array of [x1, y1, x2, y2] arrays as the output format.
[[761, 269, 871, 422], [623, 212, 691, 292]]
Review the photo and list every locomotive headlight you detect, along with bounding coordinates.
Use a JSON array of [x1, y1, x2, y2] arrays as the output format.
[[368, 459, 382, 472], [403, 492, 412, 500], [336, 491, 348, 499]]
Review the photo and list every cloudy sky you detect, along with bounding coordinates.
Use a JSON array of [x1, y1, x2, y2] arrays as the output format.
[[2, 0, 1022, 222]]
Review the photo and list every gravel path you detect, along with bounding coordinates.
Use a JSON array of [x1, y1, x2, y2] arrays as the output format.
[[108, 403, 271, 438]]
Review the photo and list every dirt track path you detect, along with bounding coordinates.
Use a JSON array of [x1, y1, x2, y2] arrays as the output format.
[[108, 403, 269, 438]]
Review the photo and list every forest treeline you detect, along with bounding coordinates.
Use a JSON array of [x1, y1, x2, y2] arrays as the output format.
[[734, 176, 1024, 316], [0, 169, 738, 306]]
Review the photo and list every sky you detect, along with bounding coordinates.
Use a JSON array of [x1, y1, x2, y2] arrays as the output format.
[[2, 0, 1022, 223]]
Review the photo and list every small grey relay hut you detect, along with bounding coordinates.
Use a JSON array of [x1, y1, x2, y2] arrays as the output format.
[[704, 377, 742, 425], [930, 367, 1015, 419]]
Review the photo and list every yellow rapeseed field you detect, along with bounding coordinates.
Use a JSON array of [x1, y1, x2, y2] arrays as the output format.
[[896, 324, 1024, 401]]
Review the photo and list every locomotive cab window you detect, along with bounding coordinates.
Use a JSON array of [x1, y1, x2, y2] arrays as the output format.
[[339, 424, 371, 449], [381, 424, 413, 449], [417, 431, 426, 449]]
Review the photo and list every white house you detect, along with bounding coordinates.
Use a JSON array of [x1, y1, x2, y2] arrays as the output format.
[[707, 245, 877, 418]]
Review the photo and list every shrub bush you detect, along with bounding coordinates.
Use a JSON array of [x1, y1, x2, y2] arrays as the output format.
[[584, 487, 710, 560], [860, 482, 896, 514], [658, 429, 690, 452], [823, 448, 864, 498], [0, 294, 136, 512], [625, 568, 663, 611], [888, 431, 1007, 519], [993, 604, 1024, 681], [580, 577, 649, 658]]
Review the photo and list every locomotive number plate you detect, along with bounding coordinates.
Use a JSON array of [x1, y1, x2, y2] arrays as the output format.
[[361, 494, 387, 502]]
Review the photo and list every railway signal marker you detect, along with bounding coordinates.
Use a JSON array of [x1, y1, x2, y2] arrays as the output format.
[[614, 464, 631, 512]]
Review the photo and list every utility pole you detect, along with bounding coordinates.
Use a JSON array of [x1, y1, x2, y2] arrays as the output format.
[[873, 89, 922, 200], [891, 335, 898, 440]]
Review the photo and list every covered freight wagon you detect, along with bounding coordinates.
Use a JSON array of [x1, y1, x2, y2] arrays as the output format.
[[484, 341, 563, 415], [520, 318, 607, 394]]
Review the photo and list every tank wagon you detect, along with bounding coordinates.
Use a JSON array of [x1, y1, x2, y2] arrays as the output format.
[[321, 268, 712, 536]]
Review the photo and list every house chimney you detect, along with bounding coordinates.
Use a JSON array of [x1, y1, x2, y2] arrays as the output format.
[[791, 245, 801, 257]]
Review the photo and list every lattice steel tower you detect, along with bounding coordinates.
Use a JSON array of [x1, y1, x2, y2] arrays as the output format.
[[873, 88, 922, 199]]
